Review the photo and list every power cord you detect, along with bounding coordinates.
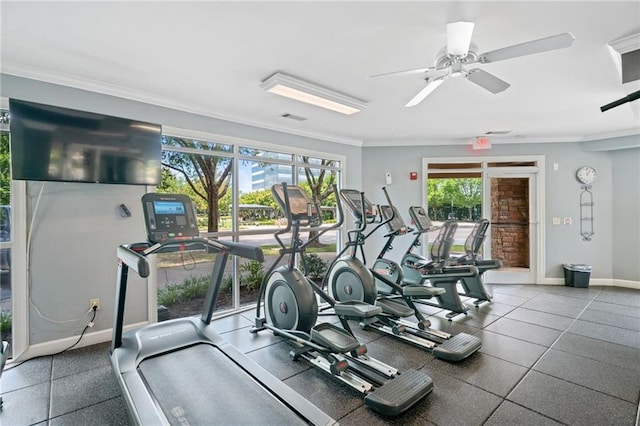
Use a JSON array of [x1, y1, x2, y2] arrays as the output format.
[[3, 306, 98, 372]]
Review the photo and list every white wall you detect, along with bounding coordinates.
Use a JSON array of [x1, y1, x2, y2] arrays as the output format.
[[27, 182, 148, 345], [360, 141, 629, 282], [611, 148, 640, 282]]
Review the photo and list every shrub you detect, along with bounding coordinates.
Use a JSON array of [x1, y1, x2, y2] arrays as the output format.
[[239, 260, 265, 291], [0, 310, 11, 333], [157, 284, 183, 306], [301, 253, 327, 280]]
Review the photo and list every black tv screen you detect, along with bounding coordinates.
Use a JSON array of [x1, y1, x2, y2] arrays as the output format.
[[9, 99, 162, 185]]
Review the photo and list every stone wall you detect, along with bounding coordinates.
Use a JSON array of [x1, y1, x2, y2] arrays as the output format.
[[491, 178, 530, 268]]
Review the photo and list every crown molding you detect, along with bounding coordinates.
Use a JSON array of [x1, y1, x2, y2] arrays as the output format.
[[1, 64, 364, 147]]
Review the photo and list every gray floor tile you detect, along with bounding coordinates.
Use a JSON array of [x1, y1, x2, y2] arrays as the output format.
[[338, 403, 435, 425], [488, 292, 531, 307], [49, 396, 132, 426], [520, 293, 591, 318], [533, 348, 640, 403], [505, 307, 575, 331], [595, 287, 640, 308], [423, 313, 482, 335], [417, 368, 503, 425], [1, 356, 52, 393], [283, 367, 365, 420], [578, 307, 640, 332], [489, 285, 542, 299], [52, 341, 111, 379], [212, 312, 253, 333], [50, 365, 121, 418], [484, 317, 562, 347], [552, 332, 640, 372], [220, 325, 284, 353], [434, 310, 501, 329], [588, 300, 640, 318], [508, 370, 637, 425], [476, 330, 547, 367], [568, 319, 640, 349], [469, 301, 517, 317], [0, 381, 50, 425], [537, 284, 601, 299], [484, 400, 563, 425], [245, 340, 312, 380], [360, 335, 434, 372], [431, 352, 528, 397]]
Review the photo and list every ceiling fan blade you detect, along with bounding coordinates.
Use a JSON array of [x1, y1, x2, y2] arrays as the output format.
[[479, 32, 575, 64], [405, 77, 446, 107], [369, 66, 435, 78], [466, 68, 510, 93], [447, 21, 475, 56]]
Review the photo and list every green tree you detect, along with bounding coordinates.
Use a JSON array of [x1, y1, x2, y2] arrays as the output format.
[[0, 132, 9, 205], [239, 189, 278, 209], [300, 158, 337, 242], [161, 136, 232, 232], [454, 178, 482, 220]]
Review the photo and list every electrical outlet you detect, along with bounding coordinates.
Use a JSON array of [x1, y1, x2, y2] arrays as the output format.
[[90, 298, 101, 310]]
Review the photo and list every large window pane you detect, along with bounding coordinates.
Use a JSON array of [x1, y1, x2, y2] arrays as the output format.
[[1, 121, 12, 357], [426, 176, 482, 256], [157, 236, 235, 320]]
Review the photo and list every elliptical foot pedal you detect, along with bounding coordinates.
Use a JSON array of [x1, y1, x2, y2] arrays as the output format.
[[311, 323, 360, 353], [432, 333, 481, 362], [364, 369, 433, 416]]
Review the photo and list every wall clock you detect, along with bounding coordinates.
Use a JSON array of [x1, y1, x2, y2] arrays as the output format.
[[576, 166, 597, 185]]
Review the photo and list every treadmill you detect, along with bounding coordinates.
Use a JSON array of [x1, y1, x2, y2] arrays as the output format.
[[110, 193, 336, 425]]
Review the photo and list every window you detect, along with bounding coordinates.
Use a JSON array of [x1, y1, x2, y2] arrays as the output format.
[[157, 134, 343, 319]]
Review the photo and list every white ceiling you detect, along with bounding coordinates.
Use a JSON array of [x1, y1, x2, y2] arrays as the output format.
[[2, 1, 639, 146]]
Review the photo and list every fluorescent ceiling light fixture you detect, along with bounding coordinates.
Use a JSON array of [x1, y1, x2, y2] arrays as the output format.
[[260, 72, 367, 115], [405, 78, 445, 107]]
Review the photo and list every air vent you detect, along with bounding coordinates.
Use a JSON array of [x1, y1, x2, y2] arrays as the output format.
[[485, 130, 511, 135], [280, 113, 307, 121]]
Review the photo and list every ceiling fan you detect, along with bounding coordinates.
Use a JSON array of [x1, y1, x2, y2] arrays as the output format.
[[372, 22, 575, 107]]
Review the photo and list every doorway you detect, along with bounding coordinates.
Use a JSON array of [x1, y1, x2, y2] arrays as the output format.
[[424, 157, 543, 284]]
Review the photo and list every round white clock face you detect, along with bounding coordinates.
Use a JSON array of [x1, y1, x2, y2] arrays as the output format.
[[576, 166, 597, 184]]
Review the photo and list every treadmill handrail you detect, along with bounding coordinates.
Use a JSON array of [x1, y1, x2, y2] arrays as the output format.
[[117, 237, 264, 279]]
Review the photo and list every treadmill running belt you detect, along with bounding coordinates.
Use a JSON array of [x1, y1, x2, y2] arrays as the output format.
[[138, 344, 306, 425]]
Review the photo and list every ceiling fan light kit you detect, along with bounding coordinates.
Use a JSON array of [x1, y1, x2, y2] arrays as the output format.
[[372, 21, 575, 107], [260, 72, 367, 115]]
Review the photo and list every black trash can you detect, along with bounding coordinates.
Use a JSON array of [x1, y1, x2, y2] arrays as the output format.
[[563, 263, 592, 287]]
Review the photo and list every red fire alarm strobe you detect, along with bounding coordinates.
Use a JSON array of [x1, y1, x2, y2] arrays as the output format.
[[410, 172, 418, 180]]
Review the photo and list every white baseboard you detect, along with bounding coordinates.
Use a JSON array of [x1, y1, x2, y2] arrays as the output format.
[[10, 321, 148, 363], [505, 277, 639, 290]]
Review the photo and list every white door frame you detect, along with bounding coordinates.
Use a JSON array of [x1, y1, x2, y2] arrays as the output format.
[[423, 155, 545, 285]]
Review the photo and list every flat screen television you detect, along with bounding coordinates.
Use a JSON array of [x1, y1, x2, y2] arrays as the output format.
[[9, 99, 162, 185]]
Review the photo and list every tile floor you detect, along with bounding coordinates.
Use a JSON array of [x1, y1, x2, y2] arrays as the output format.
[[1, 284, 639, 425]]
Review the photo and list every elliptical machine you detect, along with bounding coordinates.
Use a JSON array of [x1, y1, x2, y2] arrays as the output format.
[[251, 183, 433, 417], [327, 188, 481, 362]]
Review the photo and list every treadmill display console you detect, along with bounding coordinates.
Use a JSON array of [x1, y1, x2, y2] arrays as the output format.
[[142, 193, 199, 243], [408, 206, 433, 232]]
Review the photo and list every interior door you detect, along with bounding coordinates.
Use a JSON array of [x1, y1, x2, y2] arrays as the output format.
[[484, 172, 537, 284]]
